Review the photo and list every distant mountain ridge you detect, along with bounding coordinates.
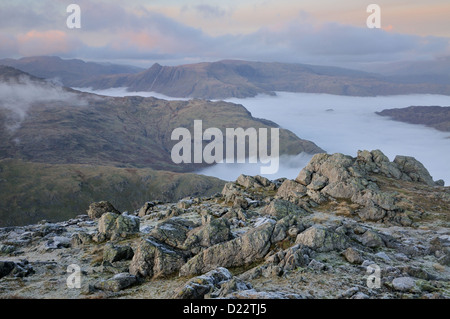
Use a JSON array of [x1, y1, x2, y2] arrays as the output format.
[[376, 106, 450, 132], [0, 56, 144, 87], [54, 59, 450, 99], [3, 56, 450, 99], [366, 56, 450, 85]]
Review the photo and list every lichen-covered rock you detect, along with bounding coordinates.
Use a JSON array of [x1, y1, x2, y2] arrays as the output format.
[[98, 213, 140, 240], [394, 156, 435, 186], [212, 277, 253, 298], [115, 214, 140, 237], [98, 212, 119, 236], [183, 218, 232, 252], [353, 189, 397, 211], [429, 236, 450, 266], [179, 222, 276, 276], [87, 201, 120, 219], [268, 244, 311, 272], [94, 273, 137, 292], [229, 289, 307, 299], [0, 245, 16, 255], [307, 175, 329, 191], [308, 259, 326, 271], [221, 182, 242, 203], [343, 247, 364, 264], [276, 179, 308, 203], [71, 232, 93, 247], [360, 230, 385, 248], [296, 153, 366, 202], [392, 276, 416, 292], [296, 169, 312, 186], [356, 149, 402, 179], [174, 267, 233, 299], [129, 238, 185, 278], [150, 218, 194, 249], [287, 150, 442, 226], [138, 201, 156, 217], [149, 216, 230, 253], [0, 260, 34, 278], [103, 243, 134, 263], [45, 236, 71, 250], [0, 261, 15, 279], [352, 189, 398, 221], [236, 174, 274, 190], [261, 199, 309, 220], [177, 199, 193, 209], [270, 216, 304, 243], [295, 225, 350, 252]]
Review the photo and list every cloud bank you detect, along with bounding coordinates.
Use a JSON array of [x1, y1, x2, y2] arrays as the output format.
[[84, 87, 450, 184], [1, 1, 449, 68], [225, 92, 450, 184]]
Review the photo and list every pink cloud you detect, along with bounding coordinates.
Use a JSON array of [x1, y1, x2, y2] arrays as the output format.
[[17, 30, 75, 56]]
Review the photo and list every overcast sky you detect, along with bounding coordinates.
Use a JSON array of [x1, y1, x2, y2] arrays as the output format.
[[1, 0, 449, 68]]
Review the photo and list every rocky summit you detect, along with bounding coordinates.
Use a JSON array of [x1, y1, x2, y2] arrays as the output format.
[[0, 150, 449, 299]]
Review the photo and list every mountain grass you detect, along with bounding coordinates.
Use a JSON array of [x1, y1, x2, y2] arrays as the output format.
[[0, 159, 225, 227]]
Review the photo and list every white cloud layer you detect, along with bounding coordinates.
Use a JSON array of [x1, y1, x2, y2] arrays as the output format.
[[225, 92, 450, 184], [82, 87, 450, 184]]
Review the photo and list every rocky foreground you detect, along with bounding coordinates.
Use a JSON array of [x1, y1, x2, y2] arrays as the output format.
[[0, 150, 449, 299]]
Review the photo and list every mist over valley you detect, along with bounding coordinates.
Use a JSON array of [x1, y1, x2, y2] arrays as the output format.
[[83, 87, 450, 185]]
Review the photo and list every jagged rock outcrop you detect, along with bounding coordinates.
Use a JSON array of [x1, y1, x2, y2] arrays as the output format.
[[0, 260, 34, 279], [236, 174, 276, 190], [295, 225, 351, 252], [261, 199, 309, 219], [87, 201, 120, 220], [129, 238, 186, 278], [277, 149, 445, 224], [0, 150, 448, 299], [174, 267, 235, 299], [179, 221, 275, 276], [94, 273, 138, 292], [103, 243, 134, 263], [97, 212, 140, 241]]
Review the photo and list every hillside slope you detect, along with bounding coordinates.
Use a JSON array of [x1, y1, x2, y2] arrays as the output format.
[[0, 66, 323, 172], [0, 56, 144, 87], [0, 159, 225, 227], [376, 106, 450, 132]]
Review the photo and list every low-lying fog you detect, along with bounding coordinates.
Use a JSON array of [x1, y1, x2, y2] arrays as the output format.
[[77, 88, 450, 185], [0, 80, 86, 132]]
